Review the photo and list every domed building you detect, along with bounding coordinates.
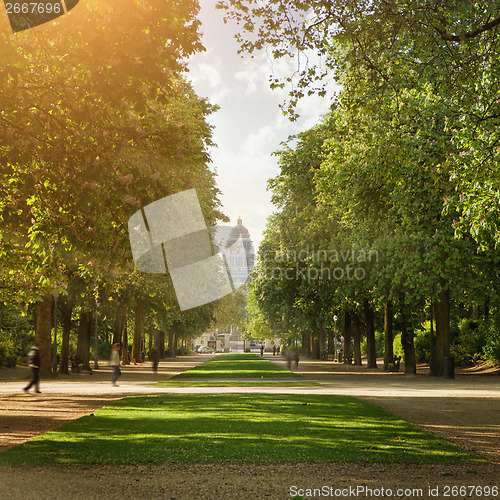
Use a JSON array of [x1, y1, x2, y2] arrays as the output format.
[[225, 217, 255, 288]]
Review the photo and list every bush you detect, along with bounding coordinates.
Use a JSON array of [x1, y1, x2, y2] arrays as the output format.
[[5, 354, 17, 368], [0, 343, 17, 368], [483, 323, 500, 365], [414, 322, 432, 364], [393, 333, 404, 358], [0, 344, 7, 367], [177, 346, 193, 356], [452, 319, 487, 366]]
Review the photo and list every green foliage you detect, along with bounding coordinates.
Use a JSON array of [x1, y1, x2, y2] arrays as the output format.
[[0, 394, 480, 466], [0, 343, 17, 367], [176, 345, 193, 356], [211, 290, 247, 332], [483, 327, 500, 365], [0, 0, 227, 365], [449, 318, 500, 366], [245, 283, 273, 339], [0, 304, 35, 365], [452, 319, 500, 365], [218, 0, 500, 247], [362, 330, 385, 357], [452, 319, 486, 366], [392, 334, 404, 359]]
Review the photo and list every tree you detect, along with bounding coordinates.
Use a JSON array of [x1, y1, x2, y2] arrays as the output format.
[[0, 0, 227, 371], [217, 0, 500, 246]]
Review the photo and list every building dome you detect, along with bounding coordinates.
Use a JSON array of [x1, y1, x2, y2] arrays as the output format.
[[225, 217, 255, 288], [229, 216, 250, 239]]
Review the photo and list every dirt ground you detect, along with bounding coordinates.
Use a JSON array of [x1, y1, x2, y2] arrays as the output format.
[[0, 355, 498, 499]]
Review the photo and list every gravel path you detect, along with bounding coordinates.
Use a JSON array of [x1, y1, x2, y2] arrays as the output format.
[[0, 355, 498, 499]]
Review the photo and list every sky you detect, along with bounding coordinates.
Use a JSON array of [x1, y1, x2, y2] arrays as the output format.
[[186, 0, 333, 251]]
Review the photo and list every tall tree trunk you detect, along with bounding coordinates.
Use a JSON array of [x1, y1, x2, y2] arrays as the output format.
[[351, 312, 362, 365], [77, 311, 92, 371], [302, 331, 312, 358], [433, 286, 450, 376], [158, 329, 165, 358], [343, 311, 352, 361], [122, 312, 130, 365], [36, 294, 53, 377], [168, 326, 176, 358], [59, 300, 73, 374], [328, 327, 334, 356], [173, 333, 178, 356], [383, 302, 394, 371], [429, 302, 437, 376], [319, 327, 326, 358], [312, 332, 320, 359], [472, 305, 479, 320], [133, 306, 143, 362], [364, 300, 377, 368], [401, 308, 416, 374], [141, 313, 146, 357], [113, 307, 124, 345]]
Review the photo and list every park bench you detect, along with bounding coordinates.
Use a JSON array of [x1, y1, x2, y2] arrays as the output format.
[[69, 355, 93, 375], [387, 356, 402, 372], [70, 355, 81, 373]]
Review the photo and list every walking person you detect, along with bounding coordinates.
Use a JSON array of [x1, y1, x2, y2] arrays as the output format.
[[23, 343, 41, 393], [150, 346, 160, 374], [273, 345, 276, 356], [260, 344, 264, 357], [110, 343, 122, 386]]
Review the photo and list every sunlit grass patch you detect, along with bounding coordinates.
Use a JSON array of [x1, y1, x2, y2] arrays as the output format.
[[156, 380, 320, 387], [173, 353, 300, 379], [0, 394, 481, 466]]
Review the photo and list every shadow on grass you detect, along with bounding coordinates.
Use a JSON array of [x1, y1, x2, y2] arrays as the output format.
[[0, 394, 482, 466]]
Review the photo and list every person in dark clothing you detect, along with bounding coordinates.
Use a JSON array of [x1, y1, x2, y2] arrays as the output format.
[[260, 344, 264, 357], [150, 346, 160, 373], [272, 345, 276, 356], [23, 343, 41, 393]]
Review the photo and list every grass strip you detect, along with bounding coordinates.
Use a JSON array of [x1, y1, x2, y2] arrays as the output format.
[[172, 353, 300, 379], [156, 380, 320, 387], [0, 394, 481, 466]]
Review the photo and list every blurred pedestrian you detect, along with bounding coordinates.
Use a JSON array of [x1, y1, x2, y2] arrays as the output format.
[[23, 343, 41, 393], [260, 344, 264, 357], [273, 345, 276, 356], [110, 343, 122, 386], [150, 346, 160, 374]]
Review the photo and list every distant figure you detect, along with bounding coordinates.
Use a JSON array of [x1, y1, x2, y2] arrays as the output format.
[[284, 348, 299, 370], [260, 344, 264, 357], [110, 343, 122, 386], [272, 345, 276, 356], [276, 345, 280, 355], [23, 343, 41, 393], [150, 346, 160, 374]]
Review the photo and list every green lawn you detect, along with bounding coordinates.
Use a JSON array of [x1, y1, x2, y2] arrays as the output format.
[[171, 353, 301, 379], [0, 394, 481, 466], [157, 380, 320, 387]]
